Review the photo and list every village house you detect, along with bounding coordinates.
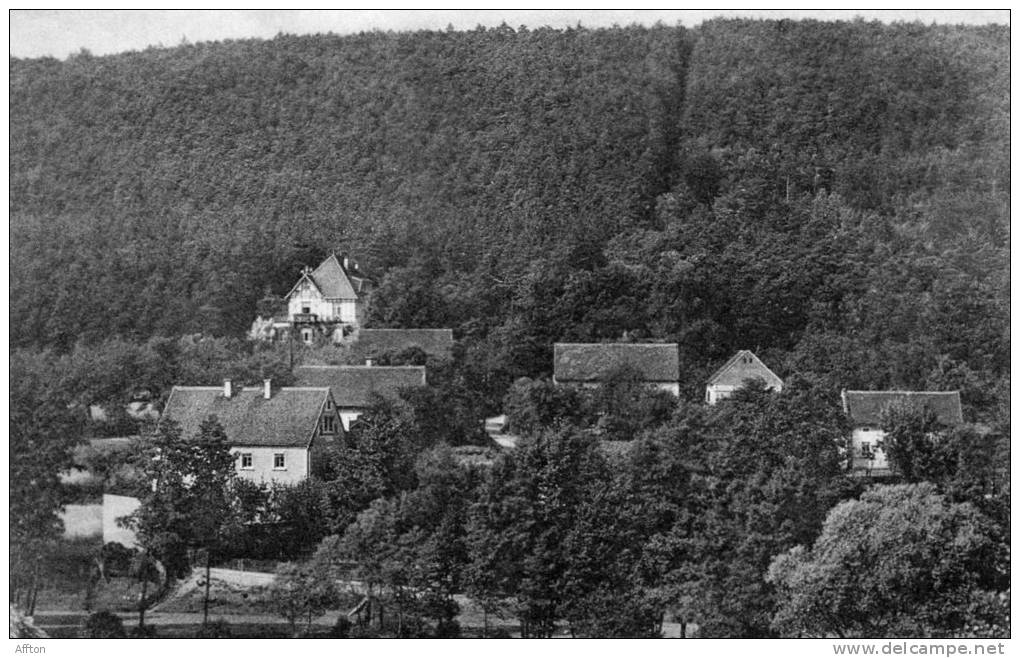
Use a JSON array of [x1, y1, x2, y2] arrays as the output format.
[[294, 363, 427, 430], [160, 379, 343, 484], [267, 253, 373, 344], [705, 350, 784, 405], [552, 343, 681, 396], [841, 390, 964, 476]]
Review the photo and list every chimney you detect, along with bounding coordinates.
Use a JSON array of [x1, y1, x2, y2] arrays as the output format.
[[365, 359, 373, 367], [223, 379, 233, 398], [343, 255, 350, 270], [263, 379, 272, 400]]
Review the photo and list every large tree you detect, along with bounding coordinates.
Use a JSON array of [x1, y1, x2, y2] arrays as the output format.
[[10, 350, 84, 613], [768, 483, 1008, 637], [466, 426, 609, 637], [126, 416, 240, 624]]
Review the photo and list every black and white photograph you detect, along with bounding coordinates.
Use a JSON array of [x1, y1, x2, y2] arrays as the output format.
[[8, 8, 1011, 649]]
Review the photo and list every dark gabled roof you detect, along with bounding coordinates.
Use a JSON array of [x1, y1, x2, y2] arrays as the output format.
[[284, 254, 365, 302], [161, 386, 330, 448], [841, 390, 964, 427], [354, 329, 455, 359], [707, 350, 783, 388], [553, 343, 680, 383], [310, 254, 359, 300], [349, 274, 372, 295], [294, 365, 426, 408]]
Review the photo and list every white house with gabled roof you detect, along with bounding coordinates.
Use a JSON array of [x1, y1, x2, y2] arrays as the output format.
[[705, 350, 783, 405], [275, 253, 373, 344], [841, 390, 963, 476], [160, 379, 343, 484]]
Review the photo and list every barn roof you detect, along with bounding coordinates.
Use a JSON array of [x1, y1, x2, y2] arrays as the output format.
[[841, 390, 964, 427], [161, 386, 330, 448], [707, 350, 783, 388], [553, 343, 680, 383], [294, 365, 426, 408], [354, 329, 455, 359]]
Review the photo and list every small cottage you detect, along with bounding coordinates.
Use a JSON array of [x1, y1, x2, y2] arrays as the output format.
[[705, 350, 783, 405], [552, 343, 681, 397], [841, 390, 963, 476]]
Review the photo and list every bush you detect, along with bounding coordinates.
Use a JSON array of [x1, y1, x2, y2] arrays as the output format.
[[435, 619, 461, 638], [196, 619, 232, 638], [330, 616, 352, 638], [79, 611, 126, 638], [348, 624, 383, 638], [128, 624, 157, 638]]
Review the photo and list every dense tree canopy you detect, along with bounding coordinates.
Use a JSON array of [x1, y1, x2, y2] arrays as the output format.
[[768, 484, 1008, 638]]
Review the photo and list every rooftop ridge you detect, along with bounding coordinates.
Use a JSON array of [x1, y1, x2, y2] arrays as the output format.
[[554, 341, 678, 346], [844, 389, 961, 394], [361, 328, 452, 333], [297, 364, 426, 370]]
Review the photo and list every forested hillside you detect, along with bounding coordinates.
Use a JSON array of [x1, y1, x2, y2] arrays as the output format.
[[10, 19, 1009, 417]]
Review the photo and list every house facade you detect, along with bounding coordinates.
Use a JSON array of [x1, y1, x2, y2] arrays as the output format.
[[294, 363, 427, 430], [705, 350, 784, 404], [841, 390, 963, 476], [552, 343, 681, 397], [160, 379, 343, 484], [273, 253, 373, 344]]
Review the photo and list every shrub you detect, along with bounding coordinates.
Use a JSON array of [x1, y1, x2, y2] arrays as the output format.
[[128, 624, 157, 638], [79, 611, 126, 638], [435, 619, 461, 638], [330, 616, 352, 638], [196, 619, 232, 638]]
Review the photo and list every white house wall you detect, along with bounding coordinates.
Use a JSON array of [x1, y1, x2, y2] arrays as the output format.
[[103, 494, 141, 549], [288, 281, 336, 321], [706, 380, 782, 405], [232, 446, 309, 485], [706, 384, 736, 405], [851, 427, 889, 471], [656, 382, 681, 398], [339, 409, 362, 431]]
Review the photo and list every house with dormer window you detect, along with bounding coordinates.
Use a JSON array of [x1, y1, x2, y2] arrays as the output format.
[[160, 379, 343, 484]]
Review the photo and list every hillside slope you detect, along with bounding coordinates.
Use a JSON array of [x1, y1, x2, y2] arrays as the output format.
[[10, 20, 1009, 405]]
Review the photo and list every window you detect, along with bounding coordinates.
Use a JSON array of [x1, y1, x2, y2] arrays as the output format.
[[859, 442, 873, 458], [302, 304, 311, 314], [321, 415, 336, 434], [301, 329, 313, 345], [240, 453, 253, 469], [273, 453, 286, 469], [325, 397, 333, 410]]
